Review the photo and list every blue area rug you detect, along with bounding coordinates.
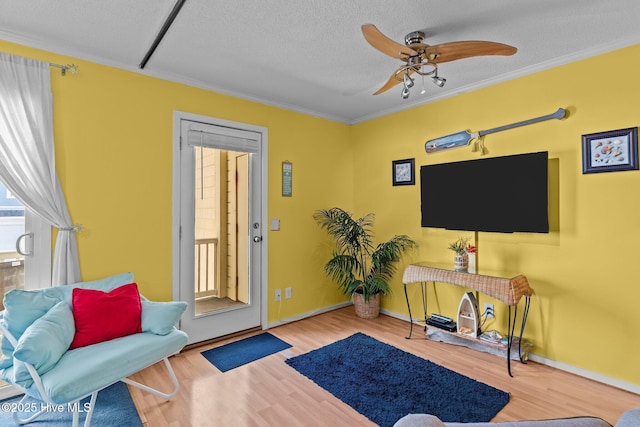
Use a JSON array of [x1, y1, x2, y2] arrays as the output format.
[[201, 332, 292, 372], [285, 332, 510, 426], [0, 381, 141, 426]]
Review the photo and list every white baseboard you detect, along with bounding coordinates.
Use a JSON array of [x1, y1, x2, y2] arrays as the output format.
[[526, 353, 640, 395], [266, 301, 352, 329], [380, 308, 414, 323]]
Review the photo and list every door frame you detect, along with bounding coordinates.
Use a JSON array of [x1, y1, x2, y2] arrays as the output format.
[[171, 110, 268, 335]]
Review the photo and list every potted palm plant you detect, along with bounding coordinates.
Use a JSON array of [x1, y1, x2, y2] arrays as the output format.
[[313, 207, 417, 318]]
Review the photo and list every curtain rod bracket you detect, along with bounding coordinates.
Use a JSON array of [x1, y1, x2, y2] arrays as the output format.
[[50, 63, 79, 76]]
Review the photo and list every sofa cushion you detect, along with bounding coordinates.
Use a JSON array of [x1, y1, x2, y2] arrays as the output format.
[[141, 300, 188, 336], [70, 283, 142, 349], [1, 272, 134, 362], [1, 291, 60, 367], [28, 329, 188, 404], [11, 301, 75, 388]]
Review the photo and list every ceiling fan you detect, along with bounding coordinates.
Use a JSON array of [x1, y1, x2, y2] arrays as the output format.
[[361, 24, 517, 99]]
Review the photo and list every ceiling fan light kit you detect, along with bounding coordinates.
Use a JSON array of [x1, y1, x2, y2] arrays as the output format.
[[432, 70, 446, 88], [361, 24, 517, 99]]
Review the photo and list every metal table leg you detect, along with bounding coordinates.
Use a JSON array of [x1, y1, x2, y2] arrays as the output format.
[[517, 296, 531, 362], [507, 305, 517, 377], [403, 283, 413, 339], [506, 295, 531, 376], [404, 281, 427, 339]]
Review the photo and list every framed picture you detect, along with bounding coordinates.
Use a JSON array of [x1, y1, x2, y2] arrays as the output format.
[[582, 127, 638, 174], [392, 158, 415, 186]]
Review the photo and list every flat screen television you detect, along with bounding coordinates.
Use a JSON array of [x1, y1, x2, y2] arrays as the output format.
[[420, 151, 549, 233]]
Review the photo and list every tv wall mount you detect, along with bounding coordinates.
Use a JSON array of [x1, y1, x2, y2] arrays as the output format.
[[425, 107, 567, 154]]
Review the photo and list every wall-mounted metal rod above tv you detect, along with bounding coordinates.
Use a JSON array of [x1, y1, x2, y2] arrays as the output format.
[[420, 151, 549, 233]]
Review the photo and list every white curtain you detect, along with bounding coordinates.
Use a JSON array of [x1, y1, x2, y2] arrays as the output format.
[[0, 52, 80, 286]]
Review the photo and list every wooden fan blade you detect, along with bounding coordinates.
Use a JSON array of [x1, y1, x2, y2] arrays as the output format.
[[362, 24, 418, 59], [425, 41, 517, 63], [373, 66, 413, 95]]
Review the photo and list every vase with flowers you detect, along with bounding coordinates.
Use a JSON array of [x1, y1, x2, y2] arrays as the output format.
[[448, 236, 472, 272]]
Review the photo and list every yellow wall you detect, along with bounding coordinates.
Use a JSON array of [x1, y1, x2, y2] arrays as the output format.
[[352, 44, 640, 386], [0, 40, 351, 319], [2, 38, 639, 387]]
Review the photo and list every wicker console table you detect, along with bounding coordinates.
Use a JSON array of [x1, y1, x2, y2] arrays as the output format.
[[402, 262, 534, 376]]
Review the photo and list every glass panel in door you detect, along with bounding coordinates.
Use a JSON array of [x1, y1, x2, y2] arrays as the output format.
[[193, 147, 249, 315], [0, 182, 25, 307]]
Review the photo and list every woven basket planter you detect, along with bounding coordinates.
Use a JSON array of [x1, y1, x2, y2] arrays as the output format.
[[353, 292, 381, 319]]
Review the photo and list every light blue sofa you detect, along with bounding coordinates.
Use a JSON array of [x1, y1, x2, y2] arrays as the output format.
[[0, 272, 188, 427]]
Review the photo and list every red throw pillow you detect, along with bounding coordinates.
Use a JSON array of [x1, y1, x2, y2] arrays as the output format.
[[70, 282, 142, 349]]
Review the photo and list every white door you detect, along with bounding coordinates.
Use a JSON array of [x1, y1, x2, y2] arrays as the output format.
[[0, 182, 51, 399], [0, 182, 51, 294], [173, 113, 266, 345]]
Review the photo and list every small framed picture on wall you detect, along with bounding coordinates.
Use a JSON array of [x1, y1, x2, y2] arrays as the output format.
[[392, 158, 415, 186], [582, 127, 638, 174]]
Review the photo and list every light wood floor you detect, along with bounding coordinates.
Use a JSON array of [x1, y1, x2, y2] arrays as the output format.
[[128, 306, 640, 426]]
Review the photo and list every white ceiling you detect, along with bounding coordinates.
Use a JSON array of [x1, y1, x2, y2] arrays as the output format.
[[1, 0, 639, 124]]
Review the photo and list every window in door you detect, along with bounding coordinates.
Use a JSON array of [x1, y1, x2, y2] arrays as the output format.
[[193, 146, 250, 315], [0, 182, 25, 304], [0, 181, 51, 294]]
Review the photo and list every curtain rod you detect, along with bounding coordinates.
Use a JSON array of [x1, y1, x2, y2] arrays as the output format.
[[49, 63, 79, 76]]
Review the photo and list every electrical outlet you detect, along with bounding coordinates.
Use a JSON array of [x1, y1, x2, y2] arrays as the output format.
[[274, 289, 282, 302], [484, 303, 494, 318], [285, 287, 292, 299]]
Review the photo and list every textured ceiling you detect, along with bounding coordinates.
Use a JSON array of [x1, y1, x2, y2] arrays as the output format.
[[1, 0, 639, 124]]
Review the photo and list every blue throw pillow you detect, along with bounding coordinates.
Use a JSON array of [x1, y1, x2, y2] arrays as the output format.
[[2, 291, 61, 363], [12, 301, 75, 388], [141, 300, 187, 335]]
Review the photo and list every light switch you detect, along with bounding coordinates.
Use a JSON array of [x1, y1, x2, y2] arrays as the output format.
[[271, 218, 280, 231]]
